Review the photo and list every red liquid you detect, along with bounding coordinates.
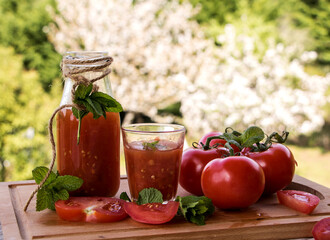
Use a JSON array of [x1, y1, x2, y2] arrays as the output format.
[[123, 140, 183, 201], [56, 108, 120, 196]]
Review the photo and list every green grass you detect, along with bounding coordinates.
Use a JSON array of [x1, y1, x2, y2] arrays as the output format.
[[289, 145, 330, 188]]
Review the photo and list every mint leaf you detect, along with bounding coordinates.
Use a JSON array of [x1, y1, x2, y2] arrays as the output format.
[[74, 84, 93, 100], [176, 195, 215, 225], [36, 187, 53, 211], [120, 192, 131, 202], [72, 84, 123, 145], [90, 92, 123, 112], [49, 175, 83, 191], [72, 107, 88, 120], [189, 215, 205, 225], [142, 140, 159, 150], [86, 97, 103, 117], [52, 189, 69, 202], [33, 167, 83, 211], [32, 166, 57, 186], [137, 188, 163, 205], [81, 99, 99, 118]]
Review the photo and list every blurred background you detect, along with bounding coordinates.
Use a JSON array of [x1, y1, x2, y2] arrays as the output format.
[[0, 0, 329, 186]]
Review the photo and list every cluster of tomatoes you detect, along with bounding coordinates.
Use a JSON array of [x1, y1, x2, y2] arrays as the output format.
[[180, 131, 300, 209], [180, 130, 330, 240]]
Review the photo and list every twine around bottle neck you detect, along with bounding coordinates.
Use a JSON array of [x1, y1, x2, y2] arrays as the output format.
[[62, 56, 113, 110], [24, 55, 114, 211]]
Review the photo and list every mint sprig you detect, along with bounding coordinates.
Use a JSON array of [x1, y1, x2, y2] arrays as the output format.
[[176, 195, 215, 226], [32, 166, 83, 211], [72, 83, 123, 144], [142, 140, 160, 150], [120, 188, 163, 205]]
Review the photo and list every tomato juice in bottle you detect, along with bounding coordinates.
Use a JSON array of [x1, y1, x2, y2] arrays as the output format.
[[57, 109, 120, 196], [57, 51, 120, 197]]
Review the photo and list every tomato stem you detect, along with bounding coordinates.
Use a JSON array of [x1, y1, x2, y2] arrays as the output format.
[[203, 136, 225, 150], [201, 127, 289, 154], [248, 131, 289, 152]]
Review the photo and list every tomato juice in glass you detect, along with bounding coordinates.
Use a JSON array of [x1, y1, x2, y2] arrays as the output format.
[[57, 109, 120, 196], [122, 124, 185, 201]]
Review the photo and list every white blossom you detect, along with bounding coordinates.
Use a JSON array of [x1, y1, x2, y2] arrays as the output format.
[[49, 0, 330, 138]]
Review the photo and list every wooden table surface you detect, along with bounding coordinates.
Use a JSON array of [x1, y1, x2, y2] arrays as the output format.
[[1, 175, 328, 240]]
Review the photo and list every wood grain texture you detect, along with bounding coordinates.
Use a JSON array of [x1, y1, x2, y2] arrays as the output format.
[[0, 175, 329, 240]]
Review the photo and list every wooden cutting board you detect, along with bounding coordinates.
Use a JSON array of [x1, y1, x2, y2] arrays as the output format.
[[0, 175, 329, 240]]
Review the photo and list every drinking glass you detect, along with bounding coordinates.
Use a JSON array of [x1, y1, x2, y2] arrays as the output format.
[[122, 123, 185, 201]]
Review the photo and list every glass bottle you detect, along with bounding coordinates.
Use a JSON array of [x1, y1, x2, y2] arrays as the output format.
[[56, 51, 120, 197]]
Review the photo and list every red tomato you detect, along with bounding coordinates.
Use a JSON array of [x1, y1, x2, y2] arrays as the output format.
[[199, 131, 240, 153], [123, 201, 179, 224], [201, 156, 265, 209], [277, 190, 320, 214], [179, 147, 229, 196], [241, 143, 296, 195], [55, 197, 128, 223], [312, 217, 330, 240]]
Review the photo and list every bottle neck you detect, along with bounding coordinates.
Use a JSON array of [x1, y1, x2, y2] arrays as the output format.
[[60, 51, 114, 107]]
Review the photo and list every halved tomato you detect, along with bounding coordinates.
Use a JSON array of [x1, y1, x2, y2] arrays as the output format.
[[277, 190, 320, 214], [123, 201, 179, 224], [55, 197, 128, 223], [312, 217, 330, 240]]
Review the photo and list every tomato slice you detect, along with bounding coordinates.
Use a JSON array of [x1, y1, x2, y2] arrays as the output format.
[[123, 201, 179, 224], [55, 197, 128, 223], [276, 190, 320, 214], [312, 217, 330, 240]]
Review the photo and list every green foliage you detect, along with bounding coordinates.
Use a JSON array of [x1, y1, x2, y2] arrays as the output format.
[[137, 188, 163, 205], [32, 166, 83, 211], [0, 47, 61, 181], [189, 0, 330, 64], [72, 83, 123, 144], [0, 0, 61, 90], [189, 0, 239, 25], [290, 0, 330, 64], [176, 195, 214, 225]]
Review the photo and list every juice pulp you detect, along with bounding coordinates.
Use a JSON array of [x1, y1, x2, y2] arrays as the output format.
[[56, 108, 120, 196], [124, 139, 183, 201]]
